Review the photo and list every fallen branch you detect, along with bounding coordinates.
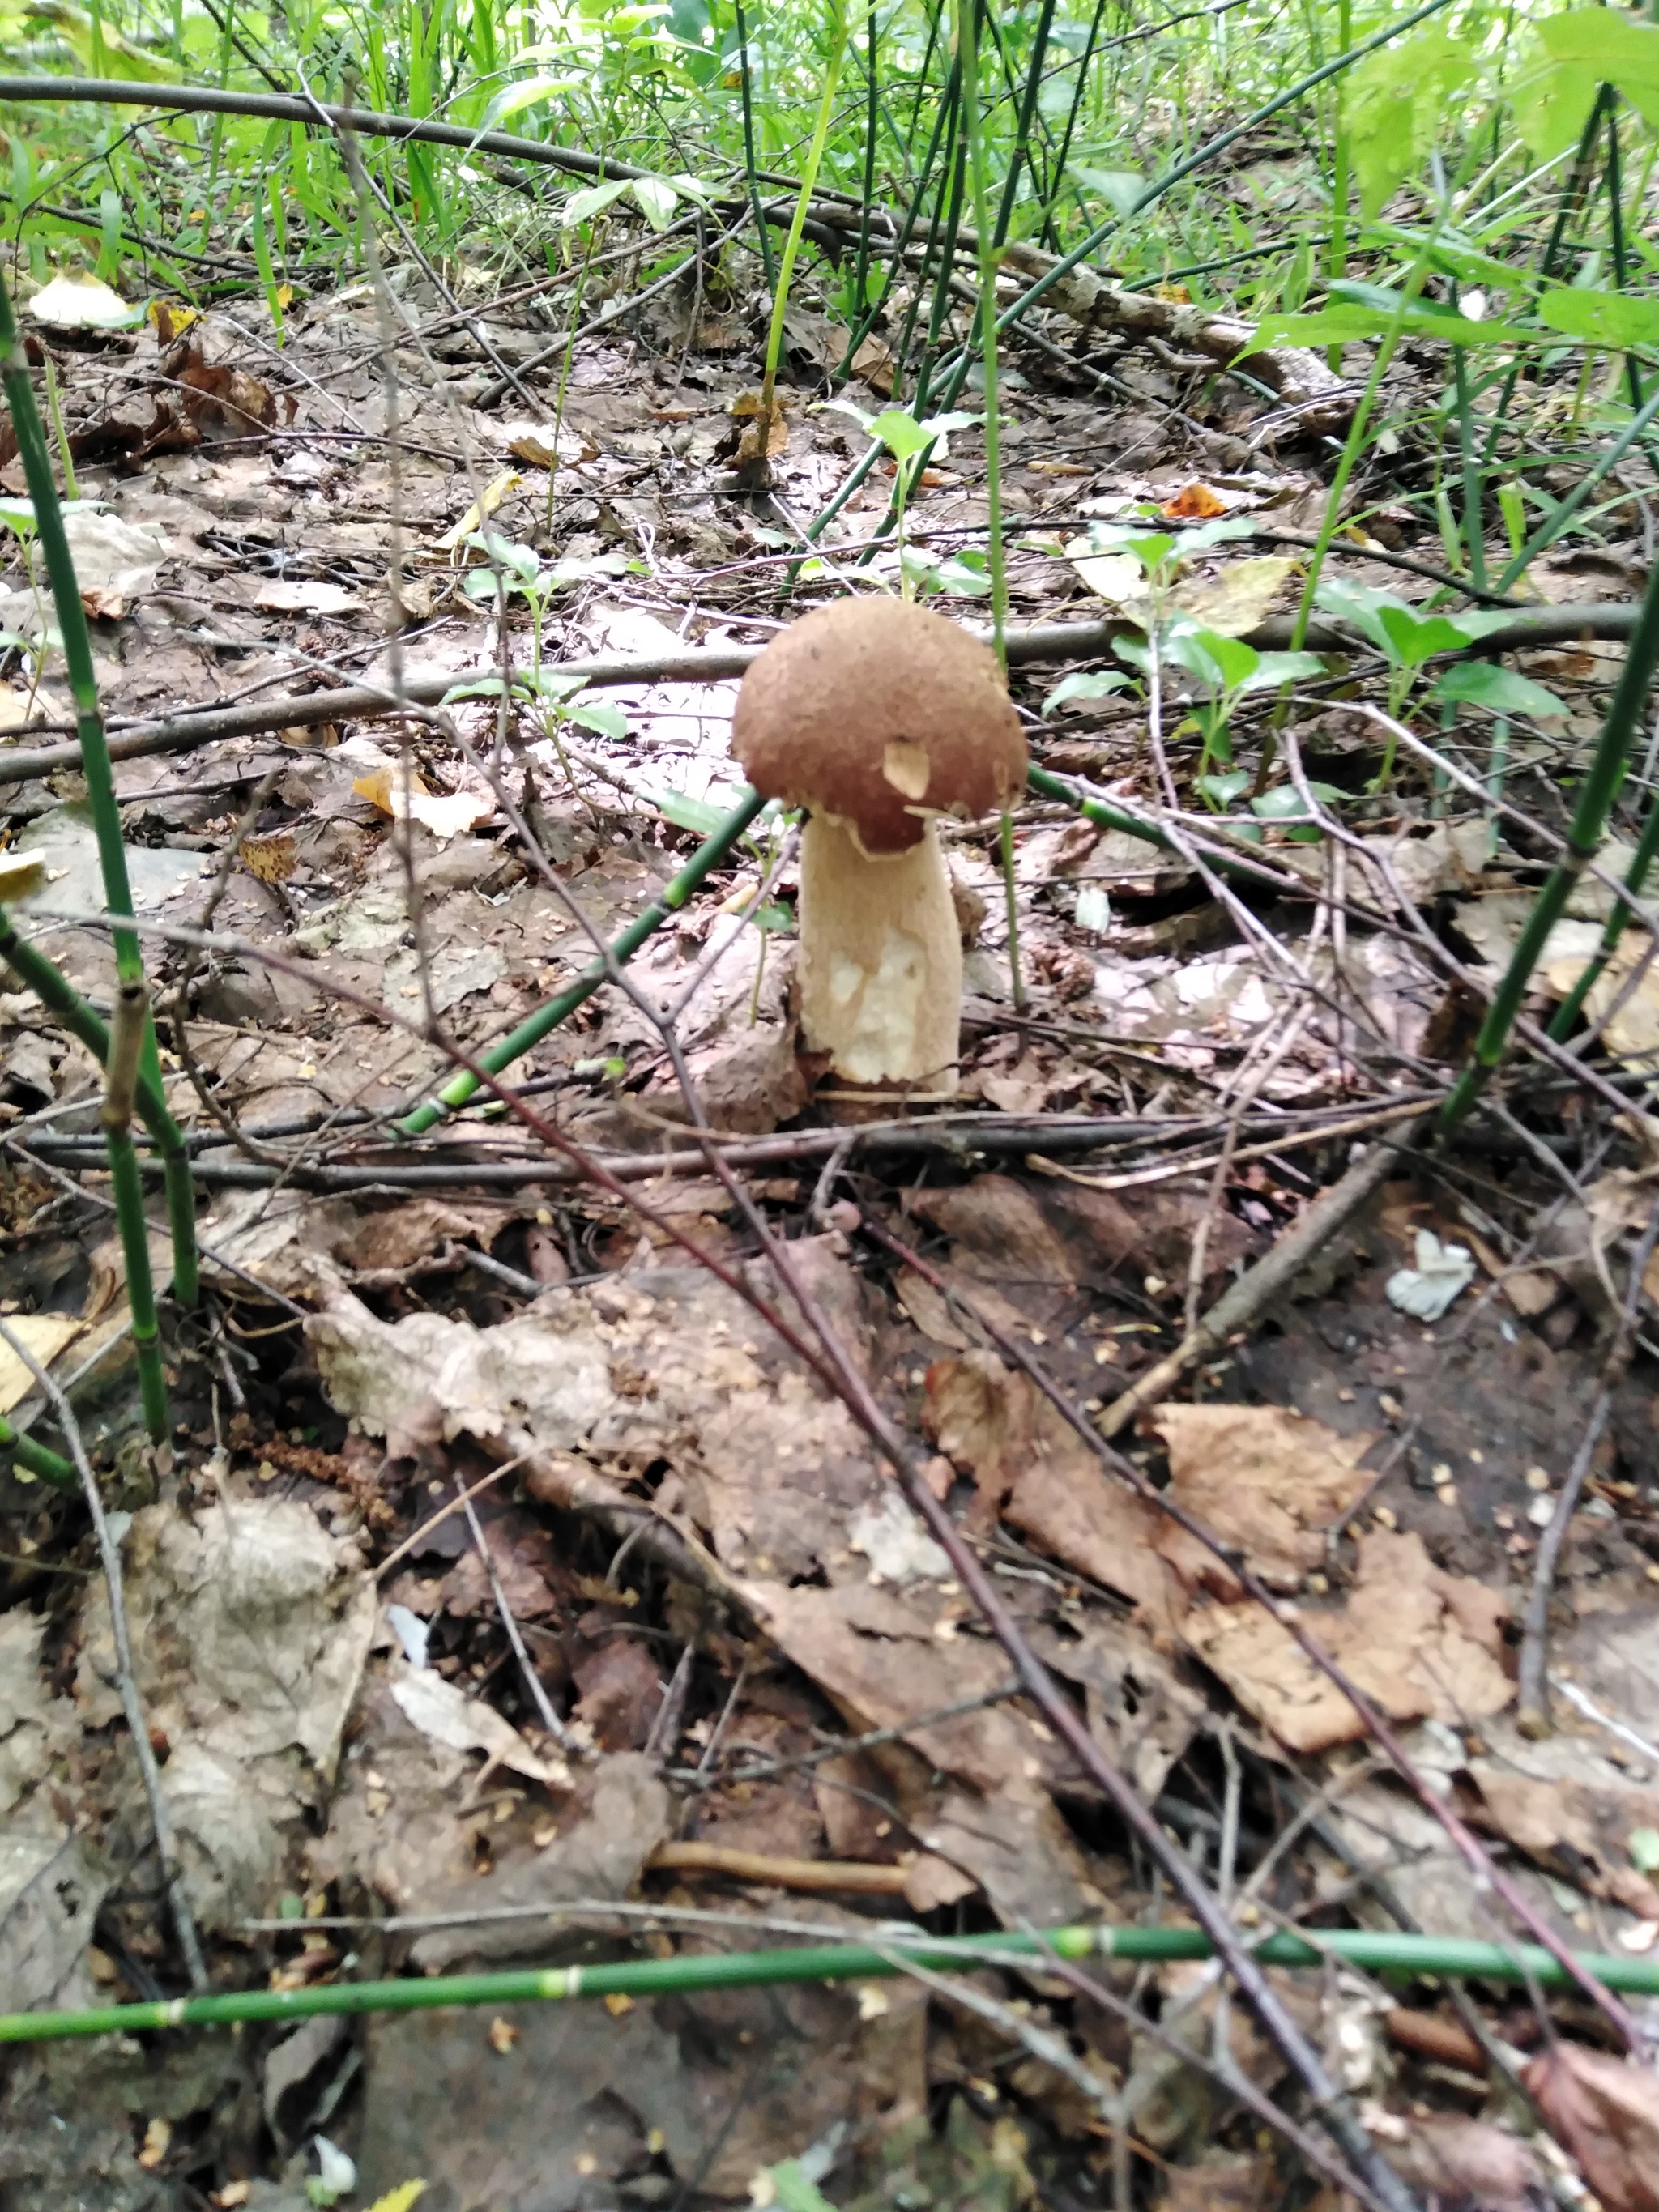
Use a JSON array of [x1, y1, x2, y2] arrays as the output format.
[[1095, 1114, 1427, 1436], [0, 603, 1641, 785]]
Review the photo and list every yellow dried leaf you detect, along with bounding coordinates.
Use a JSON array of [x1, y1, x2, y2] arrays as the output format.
[[0, 852, 45, 904], [0, 1314, 83, 1420], [237, 829, 296, 885], [353, 765, 428, 817], [365, 2186, 428, 2212], [438, 467, 522, 554], [1171, 555, 1299, 636]]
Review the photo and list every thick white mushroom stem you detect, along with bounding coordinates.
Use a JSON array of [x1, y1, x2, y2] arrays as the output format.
[[795, 812, 962, 1092]]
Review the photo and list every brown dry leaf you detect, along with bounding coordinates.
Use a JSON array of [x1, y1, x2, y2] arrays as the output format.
[[1380, 2114, 1543, 2212], [1465, 1750, 1659, 1920], [354, 764, 425, 816], [1546, 941, 1659, 1072], [1150, 1404, 1377, 1596], [911, 1176, 1077, 1285], [850, 333, 895, 393], [1584, 1166, 1659, 1302], [170, 343, 277, 436], [0, 1313, 82, 1416], [1181, 1530, 1512, 1754], [256, 577, 360, 616], [730, 389, 789, 475], [924, 1351, 1179, 1627], [332, 1196, 520, 1274], [238, 829, 298, 885], [1525, 2044, 1659, 2212], [752, 1579, 1098, 1929], [1464, 1226, 1559, 1316]]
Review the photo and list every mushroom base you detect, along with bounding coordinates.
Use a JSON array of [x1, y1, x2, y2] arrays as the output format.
[[796, 813, 962, 1093]]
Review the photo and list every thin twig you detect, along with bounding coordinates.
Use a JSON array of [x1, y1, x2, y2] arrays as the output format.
[[0, 1318, 207, 1991]]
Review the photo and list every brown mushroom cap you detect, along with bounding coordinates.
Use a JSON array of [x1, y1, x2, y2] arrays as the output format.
[[731, 597, 1028, 855]]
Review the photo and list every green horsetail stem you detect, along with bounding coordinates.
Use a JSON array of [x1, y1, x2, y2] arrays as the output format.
[[0, 269, 198, 1359], [2, 1920, 1654, 2046]]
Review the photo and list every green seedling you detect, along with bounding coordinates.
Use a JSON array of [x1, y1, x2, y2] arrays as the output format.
[[1161, 624, 1325, 803], [818, 402, 982, 599], [1312, 579, 1526, 785]]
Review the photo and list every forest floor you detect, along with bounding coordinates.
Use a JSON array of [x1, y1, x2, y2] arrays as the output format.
[[2, 256, 1657, 2212]]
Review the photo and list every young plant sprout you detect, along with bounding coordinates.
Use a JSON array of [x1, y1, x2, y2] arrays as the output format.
[[731, 598, 1026, 1093]]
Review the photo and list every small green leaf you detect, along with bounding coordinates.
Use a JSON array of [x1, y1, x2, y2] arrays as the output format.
[[567, 699, 629, 740], [1070, 165, 1145, 220], [767, 2162, 838, 2212], [1630, 1826, 1659, 1875], [1041, 670, 1132, 715], [1432, 663, 1567, 718], [753, 901, 794, 932], [631, 175, 680, 230], [867, 407, 935, 467], [1196, 768, 1252, 808], [1537, 288, 1659, 351], [655, 789, 727, 836], [563, 177, 631, 228]]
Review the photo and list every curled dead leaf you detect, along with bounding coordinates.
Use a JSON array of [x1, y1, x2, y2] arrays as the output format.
[[1525, 2043, 1659, 2212]]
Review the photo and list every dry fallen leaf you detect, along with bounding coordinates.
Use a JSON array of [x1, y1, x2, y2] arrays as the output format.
[[1525, 2043, 1659, 2212], [1379, 2113, 1543, 2212], [1150, 1403, 1376, 1596], [1181, 1529, 1512, 1754], [1546, 940, 1659, 1071], [0, 1312, 83, 1417]]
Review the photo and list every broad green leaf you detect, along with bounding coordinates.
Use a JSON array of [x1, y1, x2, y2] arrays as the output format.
[[1241, 650, 1327, 693], [1196, 768, 1252, 808], [1041, 670, 1132, 714], [1243, 305, 1521, 353], [1431, 663, 1567, 718], [563, 177, 631, 227], [766, 2161, 838, 2212], [1377, 604, 1485, 667], [480, 73, 581, 126], [1341, 23, 1476, 222], [901, 544, 992, 597], [655, 789, 727, 835], [1165, 625, 1259, 693], [753, 900, 794, 932], [867, 407, 936, 466], [1538, 288, 1659, 351], [1252, 781, 1341, 843], [631, 175, 680, 230], [568, 699, 629, 739], [1071, 165, 1145, 220], [25, 0, 183, 79]]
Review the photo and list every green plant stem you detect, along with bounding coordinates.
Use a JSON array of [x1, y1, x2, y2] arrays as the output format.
[[808, 0, 1461, 566], [1326, 0, 1351, 374], [1439, 546, 1659, 1131], [1496, 379, 1659, 593], [100, 978, 168, 1442], [398, 787, 768, 1134], [0, 1413, 75, 1487], [0, 911, 198, 1305], [7, 1920, 1659, 2048], [957, 0, 1006, 663], [1604, 90, 1643, 413], [733, 0, 776, 292], [757, 0, 851, 429]]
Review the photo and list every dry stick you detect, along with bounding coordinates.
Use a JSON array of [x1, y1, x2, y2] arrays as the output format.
[[864, 1221, 1651, 2057], [0, 1316, 208, 1992], [1515, 1189, 1659, 1737], [1098, 1116, 1425, 1437], [0, 603, 1644, 786], [451, 1470, 579, 1754]]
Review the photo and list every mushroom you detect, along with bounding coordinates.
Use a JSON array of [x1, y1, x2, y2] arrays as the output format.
[[731, 597, 1027, 1094]]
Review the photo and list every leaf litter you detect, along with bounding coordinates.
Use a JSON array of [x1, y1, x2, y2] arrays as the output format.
[[0, 212, 1657, 2212]]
